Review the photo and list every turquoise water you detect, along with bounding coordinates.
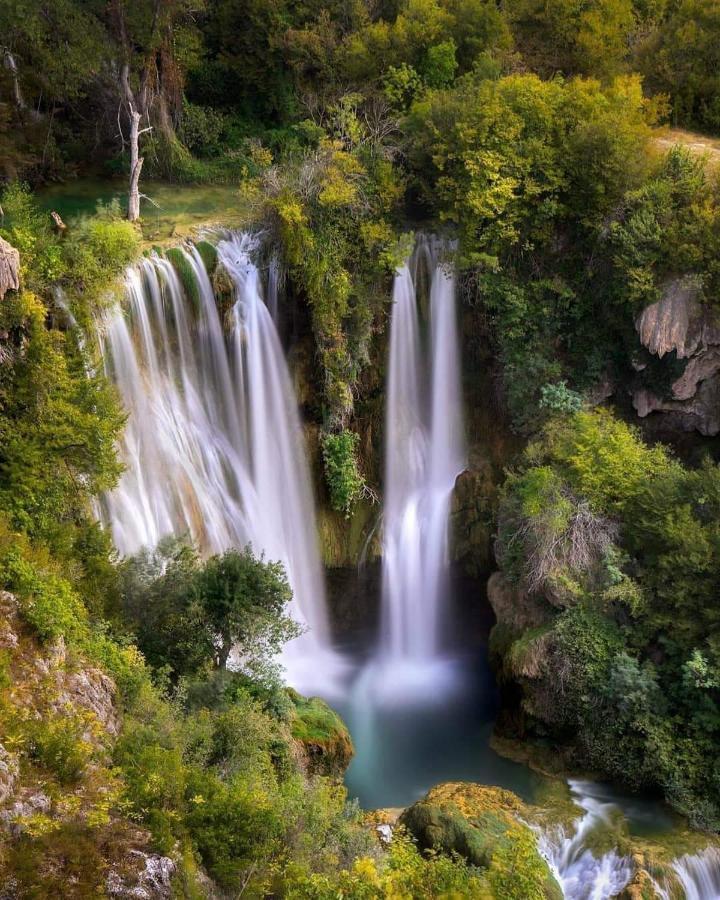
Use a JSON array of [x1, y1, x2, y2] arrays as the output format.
[[37, 179, 243, 239], [335, 649, 543, 809]]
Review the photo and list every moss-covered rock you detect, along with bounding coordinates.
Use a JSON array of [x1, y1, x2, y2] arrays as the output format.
[[289, 692, 354, 779], [400, 782, 562, 899], [195, 239, 218, 276], [317, 500, 381, 569]]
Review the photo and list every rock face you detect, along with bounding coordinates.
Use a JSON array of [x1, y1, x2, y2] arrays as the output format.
[[487, 571, 551, 633], [0, 745, 19, 806], [107, 852, 176, 899], [633, 278, 720, 435], [451, 457, 497, 577], [0, 237, 20, 300]]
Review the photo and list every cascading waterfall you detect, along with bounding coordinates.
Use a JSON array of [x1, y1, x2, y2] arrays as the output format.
[[652, 847, 720, 900], [537, 781, 633, 900], [98, 232, 344, 696], [375, 237, 465, 696]]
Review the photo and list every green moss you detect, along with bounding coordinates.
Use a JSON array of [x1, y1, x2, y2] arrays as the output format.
[[195, 239, 218, 276], [288, 691, 354, 777], [290, 692, 347, 745], [165, 246, 200, 312], [400, 783, 562, 899], [316, 499, 379, 568]]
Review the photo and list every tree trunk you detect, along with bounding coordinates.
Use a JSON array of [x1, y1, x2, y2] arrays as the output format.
[[127, 104, 144, 223]]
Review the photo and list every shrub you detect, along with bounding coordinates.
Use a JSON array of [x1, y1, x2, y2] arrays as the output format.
[[28, 714, 95, 784], [321, 430, 366, 516]]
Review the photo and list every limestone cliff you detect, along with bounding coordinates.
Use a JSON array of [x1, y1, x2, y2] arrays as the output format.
[[632, 278, 720, 435]]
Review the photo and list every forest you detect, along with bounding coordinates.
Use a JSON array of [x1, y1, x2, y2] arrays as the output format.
[[1, 0, 720, 897]]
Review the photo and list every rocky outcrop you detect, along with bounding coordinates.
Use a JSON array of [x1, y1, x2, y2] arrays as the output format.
[[487, 572, 552, 634], [0, 746, 19, 806], [289, 692, 354, 779], [400, 782, 562, 898], [0, 237, 20, 300], [107, 852, 176, 899], [633, 278, 720, 435], [451, 456, 497, 577], [635, 278, 704, 358], [0, 592, 184, 897]]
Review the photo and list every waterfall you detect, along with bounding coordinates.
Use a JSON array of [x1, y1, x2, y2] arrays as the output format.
[[652, 847, 720, 900], [98, 232, 345, 696], [537, 781, 633, 900], [375, 237, 465, 698]]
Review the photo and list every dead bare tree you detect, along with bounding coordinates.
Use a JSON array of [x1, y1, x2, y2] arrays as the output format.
[[119, 62, 153, 222], [499, 493, 618, 598]]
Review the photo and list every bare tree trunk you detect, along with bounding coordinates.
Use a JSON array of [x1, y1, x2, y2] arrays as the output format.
[[120, 62, 150, 224], [127, 102, 144, 222]]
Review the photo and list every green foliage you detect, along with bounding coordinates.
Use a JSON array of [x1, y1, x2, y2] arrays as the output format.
[[496, 409, 720, 826], [504, 0, 635, 81], [28, 714, 96, 784], [322, 430, 366, 516], [0, 288, 124, 546], [119, 542, 299, 679], [408, 73, 652, 264], [261, 129, 404, 427], [639, 0, 720, 132], [285, 832, 489, 898], [538, 381, 583, 416], [608, 147, 720, 307]]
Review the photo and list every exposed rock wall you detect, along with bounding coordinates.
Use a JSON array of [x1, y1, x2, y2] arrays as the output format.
[[0, 592, 176, 898], [632, 278, 720, 435], [0, 237, 20, 300]]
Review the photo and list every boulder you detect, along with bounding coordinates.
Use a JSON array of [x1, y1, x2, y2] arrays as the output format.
[[0, 237, 19, 300], [400, 782, 562, 898]]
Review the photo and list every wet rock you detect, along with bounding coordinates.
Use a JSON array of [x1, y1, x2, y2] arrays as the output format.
[[0, 237, 20, 301], [451, 458, 497, 577]]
